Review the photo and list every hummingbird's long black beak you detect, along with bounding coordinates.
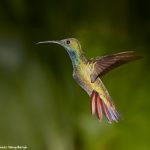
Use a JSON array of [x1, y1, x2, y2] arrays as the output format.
[[36, 40, 62, 45]]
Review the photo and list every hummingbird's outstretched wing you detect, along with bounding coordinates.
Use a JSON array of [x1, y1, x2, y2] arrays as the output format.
[[89, 51, 142, 83]]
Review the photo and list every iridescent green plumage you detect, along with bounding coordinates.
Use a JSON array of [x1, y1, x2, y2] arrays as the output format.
[[37, 38, 141, 123]]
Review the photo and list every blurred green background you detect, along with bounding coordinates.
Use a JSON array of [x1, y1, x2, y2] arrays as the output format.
[[0, 0, 149, 150]]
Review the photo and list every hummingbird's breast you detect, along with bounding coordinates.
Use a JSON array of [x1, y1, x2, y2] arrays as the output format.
[[73, 63, 95, 95], [73, 62, 107, 97]]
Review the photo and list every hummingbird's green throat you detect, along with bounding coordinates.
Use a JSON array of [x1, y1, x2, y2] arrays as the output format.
[[37, 38, 141, 123]]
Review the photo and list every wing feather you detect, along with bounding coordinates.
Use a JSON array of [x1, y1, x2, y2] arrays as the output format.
[[89, 51, 142, 83]]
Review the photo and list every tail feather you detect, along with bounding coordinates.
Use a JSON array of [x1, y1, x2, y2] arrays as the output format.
[[90, 91, 120, 123], [100, 98, 113, 123], [96, 96, 103, 121], [91, 91, 97, 115]]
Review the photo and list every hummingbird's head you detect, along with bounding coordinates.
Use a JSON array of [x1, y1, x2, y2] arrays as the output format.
[[60, 38, 82, 53], [37, 38, 84, 67], [37, 38, 82, 55]]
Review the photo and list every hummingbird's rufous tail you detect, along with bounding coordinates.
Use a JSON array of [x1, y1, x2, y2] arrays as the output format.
[[90, 91, 120, 123]]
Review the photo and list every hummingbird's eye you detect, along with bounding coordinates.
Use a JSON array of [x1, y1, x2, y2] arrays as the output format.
[[66, 40, 70, 44]]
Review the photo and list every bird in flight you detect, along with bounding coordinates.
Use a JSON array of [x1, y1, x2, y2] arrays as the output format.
[[37, 38, 141, 123]]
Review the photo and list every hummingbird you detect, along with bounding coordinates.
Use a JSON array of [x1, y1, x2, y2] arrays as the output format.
[[37, 38, 141, 123]]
